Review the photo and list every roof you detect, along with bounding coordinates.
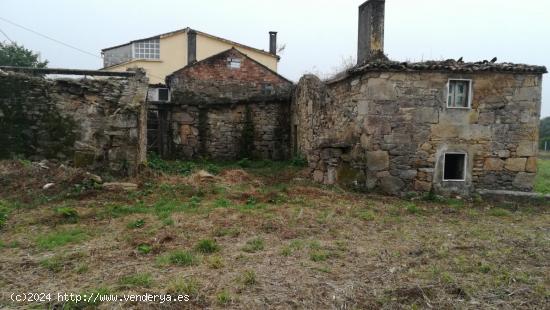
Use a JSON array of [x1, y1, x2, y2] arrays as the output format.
[[167, 48, 293, 84], [101, 27, 279, 60], [351, 59, 548, 75]]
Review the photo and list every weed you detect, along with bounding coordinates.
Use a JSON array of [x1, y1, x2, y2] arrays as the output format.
[[36, 228, 88, 250], [214, 227, 240, 237], [356, 209, 375, 221], [55, 207, 79, 223], [195, 239, 220, 254], [206, 163, 221, 175], [207, 255, 225, 269], [167, 277, 200, 295], [281, 239, 304, 256], [404, 203, 421, 214], [242, 238, 264, 253], [158, 250, 197, 267], [147, 153, 196, 175], [240, 270, 256, 286], [290, 155, 307, 167], [310, 250, 329, 262], [119, 273, 152, 288], [127, 219, 145, 229], [237, 158, 251, 168], [137, 244, 152, 254], [75, 263, 89, 274], [162, 217, 175, 226], [534, 159, 550, 194], [214, 198, 231, 208], [40, 255, 65, 272], [216, 290, 232, 305], [246, 196, 258, 206], [488, 208, 512, 217]]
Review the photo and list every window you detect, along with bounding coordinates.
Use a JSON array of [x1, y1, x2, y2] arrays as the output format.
[[158, 88, 169, 101], [133, 39, 160, 60], [261, 83, 274, 95], [447, 79, 471, 108], [228, 57, 241, 69], [443, 153, 467, 181]]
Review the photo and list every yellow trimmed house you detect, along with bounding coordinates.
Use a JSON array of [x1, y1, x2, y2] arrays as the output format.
[[101, 28, 280, 84]]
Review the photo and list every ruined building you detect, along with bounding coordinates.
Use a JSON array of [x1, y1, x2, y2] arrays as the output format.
[[291, 0, 547, 196]]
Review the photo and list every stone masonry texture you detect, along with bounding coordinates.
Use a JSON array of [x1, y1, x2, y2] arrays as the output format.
[[291, 64, 545, 196], [0, 70, 149, 175], [166, 48, 293, 160]]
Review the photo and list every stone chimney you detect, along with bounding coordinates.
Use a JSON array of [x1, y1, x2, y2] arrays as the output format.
[[357, 0, 385, 64], [269, 31, 277, 55], [187, 29, 197, 65]]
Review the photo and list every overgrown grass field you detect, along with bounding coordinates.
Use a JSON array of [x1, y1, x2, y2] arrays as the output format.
[[0, 157, 548, 309], [535, 156, 550, 194]]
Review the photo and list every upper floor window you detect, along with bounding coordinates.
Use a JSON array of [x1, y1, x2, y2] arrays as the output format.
[[133, 39, 160, 60], [228, 57, 241, 69], [447, 79, 471, 108]]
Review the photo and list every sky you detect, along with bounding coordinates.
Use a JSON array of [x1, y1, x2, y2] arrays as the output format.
[[0, 0, 548, 117]]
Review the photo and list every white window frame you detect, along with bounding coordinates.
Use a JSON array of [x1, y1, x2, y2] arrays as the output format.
[[446, 79, 472, 109], [132, 39, 160, 60], [442, 152, 467, 182]]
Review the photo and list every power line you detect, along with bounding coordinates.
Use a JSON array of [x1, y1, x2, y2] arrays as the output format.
[[0, 27, 14, 44], [0, 16, 101, 59]]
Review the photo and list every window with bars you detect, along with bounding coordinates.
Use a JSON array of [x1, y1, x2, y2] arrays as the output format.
[[133, 39, 160, 60], [447, 80, 471, 108]]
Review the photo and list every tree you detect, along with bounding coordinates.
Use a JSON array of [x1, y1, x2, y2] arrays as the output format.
[[0, 41, 48, 68], [540, 117, 550, 150]]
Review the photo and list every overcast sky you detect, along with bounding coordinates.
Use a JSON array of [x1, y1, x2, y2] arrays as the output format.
[[1, 0, 548, 117]]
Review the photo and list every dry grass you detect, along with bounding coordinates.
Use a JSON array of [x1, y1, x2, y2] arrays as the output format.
[[0, 159, 548, 309]]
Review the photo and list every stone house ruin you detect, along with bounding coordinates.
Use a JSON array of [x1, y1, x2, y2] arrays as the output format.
[[291, 0, 547, 196], [152, 48, 293, 160], [0, 67, 149, 175]]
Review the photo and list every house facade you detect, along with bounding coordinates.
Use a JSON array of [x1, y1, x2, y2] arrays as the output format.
[[291, 0, 546, 196], [101, 28, 280, 84]]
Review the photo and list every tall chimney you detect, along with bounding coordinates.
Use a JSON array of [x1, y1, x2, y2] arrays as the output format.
[[357, 0, 385, 64], [269, 31, 277, 55], [187, 29, 197, 64]]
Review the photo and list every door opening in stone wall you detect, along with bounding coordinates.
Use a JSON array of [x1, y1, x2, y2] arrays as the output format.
[[443, 153, 467, 181]]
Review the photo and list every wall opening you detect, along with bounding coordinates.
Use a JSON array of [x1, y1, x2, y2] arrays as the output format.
[[443, 153, 466, 181]]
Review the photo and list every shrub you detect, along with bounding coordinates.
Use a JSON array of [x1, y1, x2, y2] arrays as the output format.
[[195, 239, 220, 254], [242, 238, 264, 253]]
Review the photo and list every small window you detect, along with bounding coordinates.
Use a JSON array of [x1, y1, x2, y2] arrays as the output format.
[[261, 83, 274, 95], [447, 80, 471, 108], [158, 88, 169, 101], [443, 153, 467, 181], [133, 38, 160, 60], [228, 57, 241, 69]]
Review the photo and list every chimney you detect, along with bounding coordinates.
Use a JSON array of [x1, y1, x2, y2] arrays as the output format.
[[187, 29, 197, 64], [357, 0, 385, 64], [269, 31, 277, 55]]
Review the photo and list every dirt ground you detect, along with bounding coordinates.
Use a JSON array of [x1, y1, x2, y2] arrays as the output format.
[[0, 159, 548, 309]]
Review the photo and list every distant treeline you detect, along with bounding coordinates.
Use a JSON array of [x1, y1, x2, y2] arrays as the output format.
[[541, 117, 550, 150]]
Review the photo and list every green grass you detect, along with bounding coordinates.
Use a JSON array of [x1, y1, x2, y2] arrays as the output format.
[[239, 270, 257, 286], [167, 277, 200, 295], [55, 207, 79, 223], [195, 239, 220, 254], [137, 244, 152, 254], [36, 228, 88, 250], [216, 290, 232, 305], [534, 159, 550, 194], [40, 255, 66, 272], [157, 250, 197, 267], [242, 238, 264, 253], [127, 219, 145, 229], [118, 273, 153, 288]]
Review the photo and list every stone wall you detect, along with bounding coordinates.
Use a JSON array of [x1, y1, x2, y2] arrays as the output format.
[[0, 70, 148, 175], [292, 70, 543, 196], [166, 102, 289, 160]]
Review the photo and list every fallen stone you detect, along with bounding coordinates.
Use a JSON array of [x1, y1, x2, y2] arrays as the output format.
[[85, 172, 103, 183], [43, 183, 55, 190], [102, 182, 138, 191]]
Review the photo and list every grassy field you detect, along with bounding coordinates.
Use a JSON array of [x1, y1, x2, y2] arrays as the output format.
[[0, 158, 548, 309], [535, 153, 550, 194]]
